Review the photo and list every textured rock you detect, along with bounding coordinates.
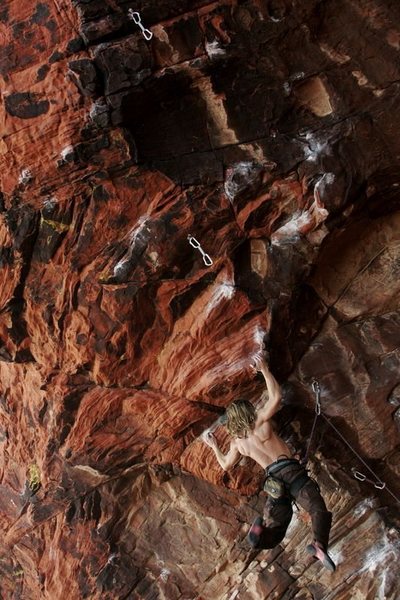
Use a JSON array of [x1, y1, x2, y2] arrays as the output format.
[[1, 0, 400, 598]]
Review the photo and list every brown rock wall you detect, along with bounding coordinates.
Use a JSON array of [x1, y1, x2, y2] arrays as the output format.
[[1, 0, 400, 598]]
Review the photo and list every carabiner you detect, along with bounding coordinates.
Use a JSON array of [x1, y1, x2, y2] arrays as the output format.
[[353, 470, 367, 482], [374, 481, 386, 490], [188, 235, 201, 249], [311, 379, 320, 394], [141, 28, 153, 41], [128, 10, 141, 24], [202, 253, 213, 267]]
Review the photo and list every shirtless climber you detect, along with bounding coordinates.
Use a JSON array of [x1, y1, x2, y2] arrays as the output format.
[[203, 357, 336, 572]]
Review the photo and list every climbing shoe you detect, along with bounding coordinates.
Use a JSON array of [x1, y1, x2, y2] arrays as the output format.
[[247, 516, 264, 548], [306, 541, 336, 572]]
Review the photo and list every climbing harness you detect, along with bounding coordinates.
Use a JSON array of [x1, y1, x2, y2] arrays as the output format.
[[187, 234, 213, 267], [127, 9, 153, 40], [306, 379, 400, 505]]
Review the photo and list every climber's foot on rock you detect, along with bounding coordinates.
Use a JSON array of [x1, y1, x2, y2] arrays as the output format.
[[306, 541, 336, 572], [247, 516, 264, 548]]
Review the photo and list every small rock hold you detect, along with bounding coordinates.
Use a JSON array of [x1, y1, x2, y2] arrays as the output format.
[[250, 239, 269, 279], [89, 98, 110, 128], [59, 145, 76, 164], [68, 59, 99, 97], [267, 0, 289, 22], [49, 51, 64, 64], [388, 384, 400, 406], [18, 169, 33, 185], [224, 162, 264, 201], [393, 408, 400, 432], [293, 76, 333, 117]]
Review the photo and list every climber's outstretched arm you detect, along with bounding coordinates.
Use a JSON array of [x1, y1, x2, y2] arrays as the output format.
[[255, 358, 282, 423], [202, 433, 240, 471]]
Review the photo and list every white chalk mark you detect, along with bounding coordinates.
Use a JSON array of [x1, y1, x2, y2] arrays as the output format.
[[353, 497, 376, 517], [204, 280, 235, 318], [205, 40, 226, 58], [314, 172, 335, 202], [18, 168, 32, 184], [271, 204, 328, 244], [301, 132, 332, 163], [43, 197, 58, 210], [60, 145, 74, 161], [224, 161, 261, 201], [113, 216, 149, 277], [160, 568, 170, 582]]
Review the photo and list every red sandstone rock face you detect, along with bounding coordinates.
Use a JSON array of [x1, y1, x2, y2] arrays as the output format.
[[1, 0, 400, 598]]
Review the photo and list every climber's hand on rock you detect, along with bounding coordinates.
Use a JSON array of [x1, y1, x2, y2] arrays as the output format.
[[202, 431, 218, 449], [253, 355, 269, 373]]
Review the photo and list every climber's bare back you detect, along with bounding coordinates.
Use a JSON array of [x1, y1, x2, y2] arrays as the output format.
[[234, 417, 293, 469], [203, 359, 292, 471]]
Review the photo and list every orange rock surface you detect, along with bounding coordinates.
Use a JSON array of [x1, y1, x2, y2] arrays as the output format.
[[1, 0, 400, 598]]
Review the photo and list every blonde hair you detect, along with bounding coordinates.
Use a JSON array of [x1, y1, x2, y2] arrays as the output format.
[[226, 399, 256, 438]]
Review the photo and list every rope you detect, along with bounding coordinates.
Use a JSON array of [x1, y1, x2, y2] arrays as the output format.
[[311, 380, 400, 506], [302, 380, 321, 464]]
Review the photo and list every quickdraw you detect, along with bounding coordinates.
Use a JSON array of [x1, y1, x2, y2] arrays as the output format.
[[305, 379, 399, 505], [187, 234, 213, 267], [127, 10, 153, 40], [352, 469, 386, 490]]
